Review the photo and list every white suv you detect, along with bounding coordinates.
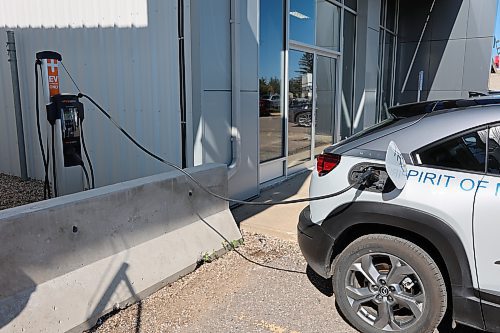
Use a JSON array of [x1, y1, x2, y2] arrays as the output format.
[[298, 99, 500, 333]]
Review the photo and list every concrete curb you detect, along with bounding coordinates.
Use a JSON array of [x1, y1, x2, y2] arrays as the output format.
[[0, 164, 241, 332]]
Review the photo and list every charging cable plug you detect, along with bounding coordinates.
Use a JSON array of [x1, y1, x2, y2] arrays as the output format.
[[358, 167, 379, 187]]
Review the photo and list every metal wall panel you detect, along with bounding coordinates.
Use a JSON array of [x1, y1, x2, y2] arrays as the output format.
[[396, 0, 496, 103], [0, 0, 181, 189], [190, 0, 259, 200]]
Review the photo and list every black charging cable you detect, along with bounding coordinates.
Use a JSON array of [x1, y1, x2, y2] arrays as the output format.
[[79, 118, 95, 189], [35, 61, 51, 199], [78, 93, 376, 205], [81, 162, 91, 190]]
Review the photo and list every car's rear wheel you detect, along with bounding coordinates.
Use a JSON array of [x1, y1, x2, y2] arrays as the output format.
[[296, 112, 312, 127], [332, 234, 447, 333]]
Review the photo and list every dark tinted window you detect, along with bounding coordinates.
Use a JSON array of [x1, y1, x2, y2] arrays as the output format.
[[415, 129, 488, 172], [488, 126, 500, 175]]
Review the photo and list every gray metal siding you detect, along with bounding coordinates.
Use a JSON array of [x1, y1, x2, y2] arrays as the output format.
[[0, 0, 181, 189], [190, 0, 259, 199], [396, 0, 497, 103]]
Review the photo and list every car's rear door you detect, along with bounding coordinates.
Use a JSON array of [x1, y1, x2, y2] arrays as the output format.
[[473, 124, 500, 332]]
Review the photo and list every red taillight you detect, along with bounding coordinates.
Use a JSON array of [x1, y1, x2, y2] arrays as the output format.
[[316, 153, 341, 176]]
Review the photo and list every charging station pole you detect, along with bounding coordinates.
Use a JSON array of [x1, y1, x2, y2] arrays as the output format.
[[37, 52, 83, 196]]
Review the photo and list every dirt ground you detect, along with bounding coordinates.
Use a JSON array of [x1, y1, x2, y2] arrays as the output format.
[[87, 230, 357, 333]]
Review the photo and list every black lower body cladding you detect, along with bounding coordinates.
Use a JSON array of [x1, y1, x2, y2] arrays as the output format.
[[297, 206, 335, 278]]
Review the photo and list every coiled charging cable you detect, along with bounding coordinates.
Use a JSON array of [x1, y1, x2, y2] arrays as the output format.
[[77, 93, 376, 205]]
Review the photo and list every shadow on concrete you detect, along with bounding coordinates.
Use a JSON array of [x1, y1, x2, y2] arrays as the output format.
[[0, 267, 36, 329], [87, 263, 143, 333], [231, 170, 312, 228]]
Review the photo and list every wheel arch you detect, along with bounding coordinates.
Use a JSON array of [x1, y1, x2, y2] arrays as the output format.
[[321, 201, 484, 329]]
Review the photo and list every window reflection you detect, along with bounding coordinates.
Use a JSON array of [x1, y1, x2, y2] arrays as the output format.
[[340, 10, 356, 138], [488, 126, 500, 175], [290, 0, 315, 45], [381, 32, 395, 118], [376, 0, 398, 122], [259, 0, 284, 163], [288, 50, 313, 168], [316, 0, 341, 50], [290, 0, 340, 51], [315, 56, 336, 156], [345, 0, 357, 11]]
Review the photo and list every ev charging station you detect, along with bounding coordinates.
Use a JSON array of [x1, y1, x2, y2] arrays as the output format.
[[35, 51, 92, 197]]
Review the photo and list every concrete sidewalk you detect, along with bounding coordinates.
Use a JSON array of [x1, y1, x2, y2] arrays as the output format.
[[232, 170, 311, 241]]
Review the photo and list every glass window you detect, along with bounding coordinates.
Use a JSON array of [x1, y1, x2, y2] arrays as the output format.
[[288, 50, 313, 168], [316, 0, 341, 50], [290, 0, 340, 51], [380, 31, 395, 119], [340, 10, 356, 138], [385, 0, 397, 32], [290, 0, 315, 45], [415, 129, 488, 172], [380, 0, 386, 25], [344, 0, 357, 11], [315, 56, 336, 155], [259, 0, 284, 163], [488, 126, 500, 175], [376, 0, 398, 123]]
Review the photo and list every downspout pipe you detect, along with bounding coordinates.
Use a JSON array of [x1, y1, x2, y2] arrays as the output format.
[[228, 0, 241, 179]]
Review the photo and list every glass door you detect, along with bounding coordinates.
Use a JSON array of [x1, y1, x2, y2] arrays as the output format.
[[287, 51, 337, 168], [259, 0, 343, 183], [315, 55, 337, 156], [287, 50, 313, 168]]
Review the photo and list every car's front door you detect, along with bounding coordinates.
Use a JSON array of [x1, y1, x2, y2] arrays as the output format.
[[413, 127, 491, 292], [473, 124, 500, 331]]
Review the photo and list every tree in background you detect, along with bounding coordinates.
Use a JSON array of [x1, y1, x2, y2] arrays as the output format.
[[259, 77, 280, 96]]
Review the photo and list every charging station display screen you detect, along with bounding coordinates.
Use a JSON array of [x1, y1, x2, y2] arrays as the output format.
[[61, 107, 80, 140]]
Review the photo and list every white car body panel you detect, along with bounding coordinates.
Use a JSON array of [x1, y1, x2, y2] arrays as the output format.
[[473, 174, 500, 293], [310, 155, 481, 288]]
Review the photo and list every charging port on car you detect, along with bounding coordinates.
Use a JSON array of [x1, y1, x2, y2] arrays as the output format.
[[348, 163, 394, 193]]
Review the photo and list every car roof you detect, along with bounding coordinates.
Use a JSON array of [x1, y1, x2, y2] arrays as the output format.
[[389, 97, 500, 119], [329, 99, 500, 162]]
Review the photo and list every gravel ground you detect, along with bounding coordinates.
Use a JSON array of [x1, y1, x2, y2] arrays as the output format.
[[0, 173, 44, 210], [87, 230, 356, 333], [86, 230, 480, 333]]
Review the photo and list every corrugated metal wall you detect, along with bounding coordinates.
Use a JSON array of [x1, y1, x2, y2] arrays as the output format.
[[0, 0, 182, 188]]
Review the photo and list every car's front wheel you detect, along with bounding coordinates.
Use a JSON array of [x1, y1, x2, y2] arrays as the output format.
[[332, 234, 447, 333]]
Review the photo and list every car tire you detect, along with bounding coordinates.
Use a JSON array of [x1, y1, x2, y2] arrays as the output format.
[[332, 234, 447, 333], [296, 112, 312, 127]]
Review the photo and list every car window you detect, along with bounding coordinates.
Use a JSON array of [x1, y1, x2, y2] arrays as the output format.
[[414, 128, 488, 173], [488, 125, 500, 175]]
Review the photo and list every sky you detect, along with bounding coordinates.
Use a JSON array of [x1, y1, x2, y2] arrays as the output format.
[[493, 0, 500, 57], [259, 0, 316, 80]]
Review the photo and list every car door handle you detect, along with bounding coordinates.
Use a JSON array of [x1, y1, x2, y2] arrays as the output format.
[[495, 261, 500, 265]]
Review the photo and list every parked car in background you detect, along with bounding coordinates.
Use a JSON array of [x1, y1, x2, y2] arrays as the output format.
[[259, 98, 271, 117], [261, 94, 280, 108], [289, 101, 312, 127]]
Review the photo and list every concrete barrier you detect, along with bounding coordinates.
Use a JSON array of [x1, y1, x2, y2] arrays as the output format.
[[0, 163, 241, 332]]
